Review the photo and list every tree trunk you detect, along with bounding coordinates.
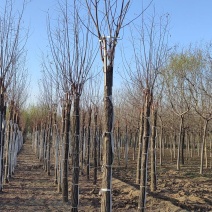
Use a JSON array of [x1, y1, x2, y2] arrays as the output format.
[[98, 127, 102, 167], [150, 105, 157, 192], [138, 90, 151, 211], [101, 40, 114, 211], [62, 93, 71, 202], [200, 119, 208, 175], [136, 109, 144, 184], [124, 124, 128, 168], [53, 109, 58, 185], [80, 111, 85, 174], [0, 94, 6, 191], [159, 117, 163, 166], [71, 94, 80, 211], [4, 101, 14, 183], [177, 115, 183, 171], [116, 121, 121, 166], [93, 107, 98, 185], [58, 104, 66, 193], [86, 108, 92, 180], [181, 127, 185, 165]]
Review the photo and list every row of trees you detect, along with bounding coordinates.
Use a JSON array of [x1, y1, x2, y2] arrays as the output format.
[[0, 0, 29, 191], [1, 0, 211, 211], [27, 1, 211, 212]]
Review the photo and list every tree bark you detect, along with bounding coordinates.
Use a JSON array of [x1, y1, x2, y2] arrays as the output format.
[[80, 111, 85, 174], [101, 47, 114, 212], [150, 105, 157, 192], [93, 107, 98, 185], [138, 90, 151, 211], [0, 89, 6, 191], [177, 115, 184, 171], [4, 101, 14, 183], [71, 94, 80, 211], [136, 109, 144, 184], [86, 108, 92, 180], [62, 93, 71, 202], [200, 119, 208, 175]]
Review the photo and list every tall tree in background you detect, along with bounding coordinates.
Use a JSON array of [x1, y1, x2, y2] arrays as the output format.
[[186, 46, 212, 174], [164, 51, 199, 170]]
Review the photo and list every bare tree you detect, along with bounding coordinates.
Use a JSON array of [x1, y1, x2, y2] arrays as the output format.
[[186, 46, 212, 174], [123, 13, 170, 210], [0, 0, 28, 191], [47, 0, 96, 208], [85, 1, 134, 210]]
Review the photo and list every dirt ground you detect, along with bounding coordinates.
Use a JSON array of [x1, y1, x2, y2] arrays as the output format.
[[0, 140, 211, 212]]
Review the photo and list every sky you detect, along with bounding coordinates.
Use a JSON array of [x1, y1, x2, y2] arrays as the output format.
[[11, 0, 212, 105]]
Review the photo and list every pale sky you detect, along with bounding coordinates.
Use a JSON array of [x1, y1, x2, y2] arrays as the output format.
[[12, 0, 212, 104]]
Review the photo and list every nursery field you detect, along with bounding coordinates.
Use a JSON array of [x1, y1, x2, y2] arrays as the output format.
[[0, 140, 211, 212]]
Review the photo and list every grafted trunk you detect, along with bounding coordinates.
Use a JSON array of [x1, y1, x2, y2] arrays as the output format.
[[71, 94, 80, 211], [101, 52, 114, 212], [138, 90, 151, 212]]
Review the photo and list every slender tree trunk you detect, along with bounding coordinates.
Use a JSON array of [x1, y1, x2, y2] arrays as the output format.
[[150, 105, 157, 192], [200, 119, 208, 175], [136, 109, 144, 184], [47, 113, 52, 176], [53, 109, 58, 185], [93, 107, 98, 185], [159, 116, 163, 166], [138, 90, 151, 211], [4, 101, 14, 183], [124, 124, 128, 168], [98, 127, 102, 167], [173, 131, 176, 159], [181, 127, 185, 165], [58, 104, 66, 193], [0, 91, 5, 191], [117, 121, 121, 166], [71, 94, 80, 211], [205, 137, 208, 169], [62, 93, 71, 202], [86, 108, 92, 180], [80, 111, 85, 174], [133, 132, 137, 161], [177, 115, 184, 171]]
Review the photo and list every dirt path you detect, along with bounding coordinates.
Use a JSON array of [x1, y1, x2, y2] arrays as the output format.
[[0, 140, 71, 212]]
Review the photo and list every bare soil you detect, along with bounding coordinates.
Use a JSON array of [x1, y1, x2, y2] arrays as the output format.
[[0, 141, 211, 211]]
